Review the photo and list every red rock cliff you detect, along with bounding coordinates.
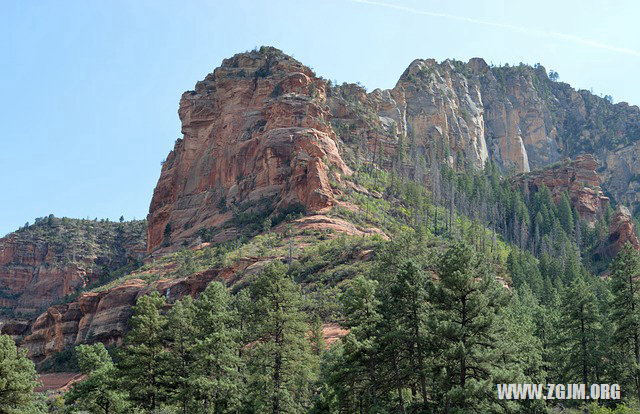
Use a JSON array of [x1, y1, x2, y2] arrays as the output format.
[[511, 154, 609, 224], [147, 47, 350, 253], [0, 219, 145, 316], [20, 255, 266, 362], [598, 205, 640, 259]]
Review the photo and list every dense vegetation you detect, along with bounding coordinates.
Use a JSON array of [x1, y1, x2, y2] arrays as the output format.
[[5, 233, 637, 413], [0, 216, 146, 318], [0, 333, 44, 412]]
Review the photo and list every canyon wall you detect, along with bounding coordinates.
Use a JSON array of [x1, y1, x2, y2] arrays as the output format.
[[0, 219, 145, 316], [146, 48, 640, 254]]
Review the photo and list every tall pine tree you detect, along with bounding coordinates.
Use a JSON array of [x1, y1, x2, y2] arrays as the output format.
[[247, 261, 316, 414], [560, 276, 602, 385], [610, 243, 640, 401], [0, 334, 44, 413], [65, 343, 129, 414], [117, 291, 169, 412], [430, 242, 506, 413], [165, 296, 198, 414], [192, 281, 243, 412]]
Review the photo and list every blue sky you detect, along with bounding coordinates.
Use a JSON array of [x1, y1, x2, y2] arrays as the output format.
[[1, 0, 639, 236]]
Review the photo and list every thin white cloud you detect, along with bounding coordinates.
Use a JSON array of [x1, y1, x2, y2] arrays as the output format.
[[351, 0, 640, 58]]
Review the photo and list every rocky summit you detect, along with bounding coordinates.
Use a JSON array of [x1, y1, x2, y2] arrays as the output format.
[[3, 46, 640, 364], [146, 49, 350, 253], [147, 48, 640, 256]]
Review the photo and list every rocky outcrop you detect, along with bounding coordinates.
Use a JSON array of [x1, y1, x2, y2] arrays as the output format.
[[327, 58, 640, 212], [146, 49, 640, 253], [19, 255, 264, 362], [511, 154, 609, 224], [36, 373, 86, 394], [393, 59, 489, 169], [0, 319, 30, 342], [146, 47, 350, 253], [598, 205, 640, 259], [0, 219, 146, 316]]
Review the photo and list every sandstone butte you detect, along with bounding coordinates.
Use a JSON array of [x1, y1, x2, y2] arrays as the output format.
[[146, 49, 351, 253], [2, 46, 640, 363]]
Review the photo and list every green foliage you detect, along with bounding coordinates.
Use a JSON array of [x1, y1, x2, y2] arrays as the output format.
[[560, 276, 603, 385], [37, 345, 79, 373], [430, 242, 508, 412], [609, 243, 640, 402], [0, 334, 45, 413], [558, 191, 575, 235], [246, 261, 318, 413], [163, 296, 199, 413], [117, 292, 170, 412], [291, 234, 383, 320], [65, 343, 129, 413], [191, 282, 243, 412]]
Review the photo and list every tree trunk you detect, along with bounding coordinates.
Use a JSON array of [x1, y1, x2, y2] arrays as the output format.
[[629, 273, 640, 401], [580, 306, 588, 386], [274, 350, 282, 414], [392, 354, 406, 414]]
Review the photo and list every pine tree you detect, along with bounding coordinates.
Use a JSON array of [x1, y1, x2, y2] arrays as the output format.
[[560, 276, 602, 385], [233, 288, 253, 362], [334, 275, 383, 412], [65, 343, 129, 414], [117, 291, 169, 412], [610, 243, 640, 401], [192, 281, 243, 412], [538, 287, 564, 383], [0, 334, 44, 413], [381, 259, 431, 408], [310, 317, 326, 356], [558, 191, 575, 236], [563, 241, 582, 284], [247, 261, 316, 414], [495, 287, 546, 413], [165, 296, 198, 414], [430, 242, 505, 412]]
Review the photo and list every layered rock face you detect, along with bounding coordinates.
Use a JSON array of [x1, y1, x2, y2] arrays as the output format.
[[20, 255, 273, 362], [147, 47, 350, 253], [598, 205, 640, 259], [511, 154, 609, 224], [0, 219, 145, 316]]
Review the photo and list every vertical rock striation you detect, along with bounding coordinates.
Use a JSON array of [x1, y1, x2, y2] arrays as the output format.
[[147, 47, 350, 252]]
